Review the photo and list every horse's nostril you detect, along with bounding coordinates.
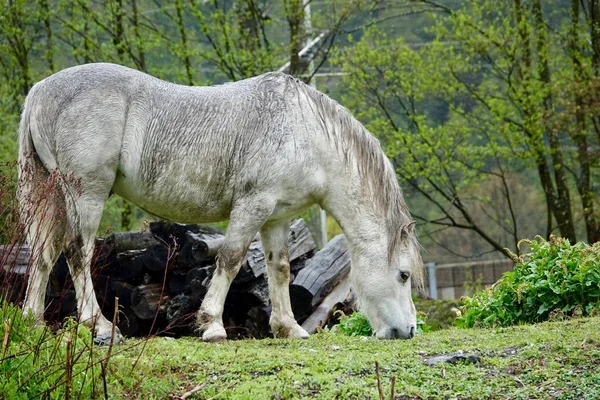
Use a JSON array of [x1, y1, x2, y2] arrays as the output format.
[[387, 327, 414, 339]]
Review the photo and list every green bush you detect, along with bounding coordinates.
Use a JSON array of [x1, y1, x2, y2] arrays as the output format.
[[456, 236, 600, 328], [336, 311, 431, 337]]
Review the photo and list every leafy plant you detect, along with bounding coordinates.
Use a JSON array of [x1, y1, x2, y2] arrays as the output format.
[[336, 311, 373, 337], [416, 312, 431, 334], [456, 236, 600, 328]]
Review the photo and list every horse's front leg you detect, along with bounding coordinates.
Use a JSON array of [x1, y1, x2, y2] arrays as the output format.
[[261, 222, 309, 339], [197, 198, 275, 342]]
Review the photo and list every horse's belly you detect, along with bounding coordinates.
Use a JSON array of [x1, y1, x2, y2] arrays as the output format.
[[111, 174, 233, 223]]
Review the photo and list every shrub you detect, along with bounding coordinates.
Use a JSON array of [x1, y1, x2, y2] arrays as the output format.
[[336, 311, 431, 336], [0, 301, 107, 399], [456, 236, 600, 328]]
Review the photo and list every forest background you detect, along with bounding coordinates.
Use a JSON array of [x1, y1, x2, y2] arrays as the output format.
[[1, 0, 599, 264]]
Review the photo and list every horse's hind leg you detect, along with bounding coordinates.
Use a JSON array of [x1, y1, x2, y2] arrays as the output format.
[[62, 190, 119, 344], [22, 191, 65, 324], [198, 198, 275, 342], [260, 223, 309, 339]]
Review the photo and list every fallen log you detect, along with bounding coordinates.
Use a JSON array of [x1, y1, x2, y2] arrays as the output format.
[[288, 219, 318, 262], [239, 219, 316, 281], [178, 232, 225, 267], [301, 274, 352, 334], [44, 289, 77, 320], [186, 267, 211, 300], [131, 283, 169, 320], [290, 234, 351, 320], [167, 270, 189, 296], [1, 218, 353, 339], [113, 245, 170, 275], [117, 308, 141, 337], [102, 231, 160, 253], [1, 245, 30, 303], [165, 293, 199, 329], [47, 256, 71, 297], [94, 275, 135, 308], [245, 306, 272, 339], [0, 244, 29, 272], [95, 249, 145, 282], [242, 277, 270, 308], [150, 221, 221, 248]]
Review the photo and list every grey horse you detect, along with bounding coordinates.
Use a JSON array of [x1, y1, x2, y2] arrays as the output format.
[[17, 63, 423, 343]]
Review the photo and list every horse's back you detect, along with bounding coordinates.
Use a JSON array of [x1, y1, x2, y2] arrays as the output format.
[[23, 64, 332, 224]]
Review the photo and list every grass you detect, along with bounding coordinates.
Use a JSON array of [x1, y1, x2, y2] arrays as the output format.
[[2, 297, 599, 399], [101, 317, 600, 399]]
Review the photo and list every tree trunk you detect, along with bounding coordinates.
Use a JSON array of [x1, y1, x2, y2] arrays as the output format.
[[5, 1, 31, 95], [518, 0, 576, 242], [130, 0, 146, 71], [570, 0, 600, 243], [174, 0, 194, 85], [285, 0, 305, 76], [110, 0, 125, 62], [40, 0, 54, 72]]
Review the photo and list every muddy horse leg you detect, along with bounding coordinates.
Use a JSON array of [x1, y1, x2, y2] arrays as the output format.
[[261, 222, 309, 339], [197, 198, 274, 342]]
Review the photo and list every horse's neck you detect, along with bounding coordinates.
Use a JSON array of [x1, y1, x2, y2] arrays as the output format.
[[324, 189, 388, 266]]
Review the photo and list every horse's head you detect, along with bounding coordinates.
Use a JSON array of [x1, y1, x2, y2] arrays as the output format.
[[352, 221, 422, 339]]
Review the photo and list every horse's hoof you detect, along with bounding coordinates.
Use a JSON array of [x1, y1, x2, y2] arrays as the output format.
[[94, 332, 122, 346], [272, 323, 310, 339], [202, 325, 227, 342], [289, 325, 310, 339]]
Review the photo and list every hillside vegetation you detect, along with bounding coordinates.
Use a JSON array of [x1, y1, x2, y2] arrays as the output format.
[[2, 0, 599, 261]]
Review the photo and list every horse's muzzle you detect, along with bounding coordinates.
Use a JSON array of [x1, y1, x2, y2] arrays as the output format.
[[376, 325, 415, 340]]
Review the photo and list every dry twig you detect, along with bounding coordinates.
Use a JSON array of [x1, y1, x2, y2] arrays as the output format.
[[2, 319, 10, 358], [177, 382, 207, 400], [65, 337, 72, 400], [375, 361, 385, 400]]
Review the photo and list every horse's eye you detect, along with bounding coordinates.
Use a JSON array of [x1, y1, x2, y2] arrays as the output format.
[[398, 271, 410, 283]]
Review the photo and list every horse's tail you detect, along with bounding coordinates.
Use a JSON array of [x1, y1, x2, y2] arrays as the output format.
[[17, 90, 40, 225], [17, 84, 65, 260]]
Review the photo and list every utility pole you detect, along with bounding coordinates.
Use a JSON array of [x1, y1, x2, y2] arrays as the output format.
[[304, 0, 328, 248]]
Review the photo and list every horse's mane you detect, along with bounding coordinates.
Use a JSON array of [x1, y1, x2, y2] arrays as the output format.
[[286, 76, 424, 289]]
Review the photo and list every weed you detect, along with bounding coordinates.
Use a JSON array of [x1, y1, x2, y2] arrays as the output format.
[[456, 236, 600, 328]]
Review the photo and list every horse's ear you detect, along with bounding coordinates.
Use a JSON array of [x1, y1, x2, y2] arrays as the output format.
[[400, 220, 416, 239]]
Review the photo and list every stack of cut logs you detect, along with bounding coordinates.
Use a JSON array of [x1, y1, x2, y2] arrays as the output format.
[[0, 219, 354, 338]]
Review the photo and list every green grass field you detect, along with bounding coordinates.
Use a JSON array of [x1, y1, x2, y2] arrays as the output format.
[[102, 317, 600, 399], [2, 300, 598, 399]]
